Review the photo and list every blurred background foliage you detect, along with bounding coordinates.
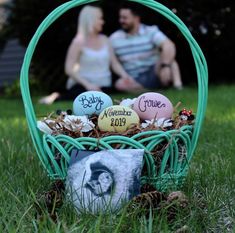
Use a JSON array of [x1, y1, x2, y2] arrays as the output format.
[[1, 0, 234, 92]]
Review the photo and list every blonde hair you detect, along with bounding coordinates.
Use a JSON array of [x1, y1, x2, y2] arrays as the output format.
[[77, 6, 102, 39]]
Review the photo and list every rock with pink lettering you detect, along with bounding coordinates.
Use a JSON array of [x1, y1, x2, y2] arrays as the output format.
[[133, 92, 174, 120], [73, 91, 113, 116]]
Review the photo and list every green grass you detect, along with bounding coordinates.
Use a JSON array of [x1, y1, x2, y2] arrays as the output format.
[[0, 85, 235, 232]]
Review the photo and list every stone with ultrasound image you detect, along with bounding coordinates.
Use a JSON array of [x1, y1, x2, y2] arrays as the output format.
[[66, 149, 144, 214]]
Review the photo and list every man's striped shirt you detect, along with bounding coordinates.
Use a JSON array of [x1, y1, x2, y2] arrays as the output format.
[[110, 24, 167, 78]]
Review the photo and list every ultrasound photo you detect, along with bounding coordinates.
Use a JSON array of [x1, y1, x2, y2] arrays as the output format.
[[66, 149, 144, 214]]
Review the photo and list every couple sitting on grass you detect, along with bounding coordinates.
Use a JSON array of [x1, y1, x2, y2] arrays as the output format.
[[40, 2, 183, 104]]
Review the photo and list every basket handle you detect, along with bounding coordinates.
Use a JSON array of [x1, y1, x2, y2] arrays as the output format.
[[20, 0, 208, 168], [132, 0, 208, 158]]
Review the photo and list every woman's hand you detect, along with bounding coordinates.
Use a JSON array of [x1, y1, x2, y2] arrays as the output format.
[[120, 74, 133, 80], [115, 77, 144, 92], [85, 83, 102, 92]]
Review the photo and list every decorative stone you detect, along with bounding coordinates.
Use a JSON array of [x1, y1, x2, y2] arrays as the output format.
[[73, 91, 113, 116], [98, 105, 140, 132], [133, 92, 174, 120], [119, 98, 136, 108]]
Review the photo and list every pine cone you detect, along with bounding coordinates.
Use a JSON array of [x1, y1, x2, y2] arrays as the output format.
[[175, 225, 190, 233], [159, 191, 189, 222], [167, 191, 189, 208], [140, 183, 157, 193], [35, 180, 65, 222], [130, 191, 167, 210]]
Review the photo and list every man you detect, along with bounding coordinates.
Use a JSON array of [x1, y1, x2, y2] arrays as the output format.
[[110, 2, 183, 91]]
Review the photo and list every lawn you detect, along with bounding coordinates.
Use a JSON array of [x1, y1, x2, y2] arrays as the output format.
[[0, 85, 234, 232]]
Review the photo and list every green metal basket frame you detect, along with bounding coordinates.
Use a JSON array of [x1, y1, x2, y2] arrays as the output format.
[[20, 0, 208, 191]]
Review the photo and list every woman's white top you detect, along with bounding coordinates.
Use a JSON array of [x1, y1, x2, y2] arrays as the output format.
[[66, 42, 112, 90]]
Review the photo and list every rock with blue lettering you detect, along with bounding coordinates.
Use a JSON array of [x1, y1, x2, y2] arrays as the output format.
[[98, 105, 140, 133], [73, 91, 113, 116], [133, 92, 174, 120]]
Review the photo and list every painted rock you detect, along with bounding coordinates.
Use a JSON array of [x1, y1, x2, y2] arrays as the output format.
[[119, 98, 136, 108], [98, 105, 140, 132], [73, 91, 113, 116], [133, 92, 174, 120]]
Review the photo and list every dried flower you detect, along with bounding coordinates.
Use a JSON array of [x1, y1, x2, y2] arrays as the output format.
[[37, 115, 95, 135], [141, 118, 173, 129], [63, 115, 95, 132], [37, 121, 53, 134]]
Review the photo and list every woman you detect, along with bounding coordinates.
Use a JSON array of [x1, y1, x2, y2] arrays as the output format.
[[40, 5, 131, 104]]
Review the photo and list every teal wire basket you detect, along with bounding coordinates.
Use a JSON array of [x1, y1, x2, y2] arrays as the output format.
[[20, 0, 208, 191]]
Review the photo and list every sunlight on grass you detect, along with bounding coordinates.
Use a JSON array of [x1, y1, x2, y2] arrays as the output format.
[[0, 85, 234, 232]]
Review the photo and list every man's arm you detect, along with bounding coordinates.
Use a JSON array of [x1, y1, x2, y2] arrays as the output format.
[[160, 39, 176, 65], [108, 40, 130, 79], [151, 25, 182, 87], [157, 39, 176, 86], [150, 25, 176, 65]]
